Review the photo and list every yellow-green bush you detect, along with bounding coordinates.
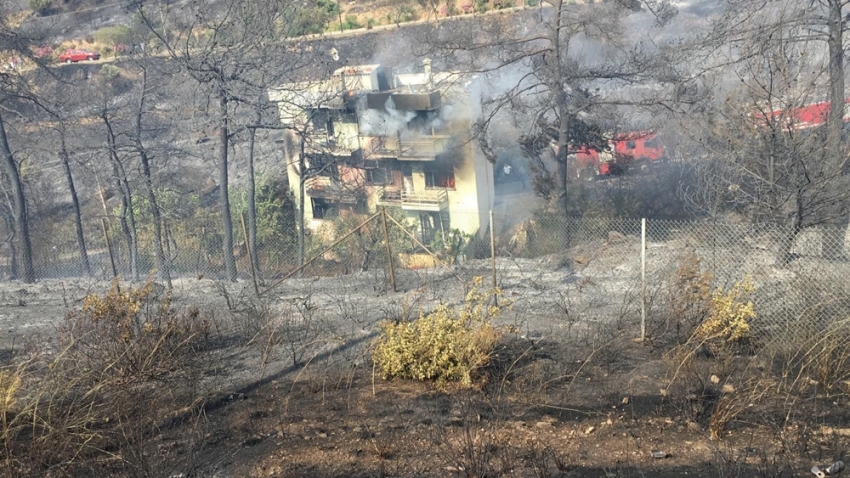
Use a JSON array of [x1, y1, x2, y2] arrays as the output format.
[[694, 277, 756, 345], [372, 277, 502, 387]]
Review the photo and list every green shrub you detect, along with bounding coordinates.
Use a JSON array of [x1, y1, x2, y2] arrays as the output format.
[[93, 25, 134, 46], [287, 0, 341, 36], [395, 5, 419, 22], [29, 0, 51, 14], [341, 14, 362, 30], [372, 277, 502, 387], [100, 63, 121, 79]]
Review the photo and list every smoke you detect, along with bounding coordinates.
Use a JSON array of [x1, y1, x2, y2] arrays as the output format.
[[358, 96, 416, 137]]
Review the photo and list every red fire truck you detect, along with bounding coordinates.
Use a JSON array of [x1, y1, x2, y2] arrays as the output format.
[[571, 131, 664, 179]]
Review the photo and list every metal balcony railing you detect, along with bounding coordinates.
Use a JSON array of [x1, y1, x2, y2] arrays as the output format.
[[365, 136, 449, 160], [376, 188, 448, 211]]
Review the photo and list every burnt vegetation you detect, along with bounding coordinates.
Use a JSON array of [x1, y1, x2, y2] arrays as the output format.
[[2, 0, 850, 476]]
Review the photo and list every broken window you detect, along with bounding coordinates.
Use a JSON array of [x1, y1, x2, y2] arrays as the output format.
[[425, 164, 455, 189], [311, 197, 338, 219], [363, 160, 391, 185], [309, 154, 339, 180]]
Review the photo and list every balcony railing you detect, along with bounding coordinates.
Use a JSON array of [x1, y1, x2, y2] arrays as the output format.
[[376, 188, 448, 211], [365, 136, 449, 161]]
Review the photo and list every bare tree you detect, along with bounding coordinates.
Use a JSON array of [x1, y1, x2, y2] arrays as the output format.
[[0, 16, 42, 282], [413, 1, 677, 217], [102, 108, 140, 280], [134, 0, 314, 282], [681, 0, 850, 263], [129, 60, 172, 287], [56, 123, 92, 276], [0, 109, 34, 282]]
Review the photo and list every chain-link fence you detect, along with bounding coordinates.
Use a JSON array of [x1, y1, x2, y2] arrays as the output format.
[[4, 210, 850, 345]]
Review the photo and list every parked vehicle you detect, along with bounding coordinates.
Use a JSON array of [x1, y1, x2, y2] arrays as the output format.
[[58, 49, 100, 64], [572, 131, 664, 179]]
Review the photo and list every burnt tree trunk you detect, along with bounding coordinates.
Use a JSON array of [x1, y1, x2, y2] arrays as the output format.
[[298, 134, 306, 277], [135, 67, 171, 287], [247, 124, 260, 277], [0, 111, 34, 283], [823, 0, 847, 259], [103, 112, 139, 280], [58, 131, 91, 276], [218, 88, 237, 282]]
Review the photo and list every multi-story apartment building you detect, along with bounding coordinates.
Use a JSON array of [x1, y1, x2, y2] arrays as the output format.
[[268, 60, 494, 241]]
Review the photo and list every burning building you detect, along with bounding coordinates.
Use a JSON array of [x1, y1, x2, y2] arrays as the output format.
[[268, 59, 495, 240]]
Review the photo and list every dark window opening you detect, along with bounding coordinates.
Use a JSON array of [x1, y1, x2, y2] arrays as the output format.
[[311, 197, 338, 219], [309, 155, 339, 180], [364, 159, 391, 184], [626, 140, 636, 149], [644, 138, 660, 148], [425, 164, 455, 189]]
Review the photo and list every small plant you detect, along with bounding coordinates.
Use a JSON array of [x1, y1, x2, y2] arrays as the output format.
[[396, 5, 419, 22], [341, 14, 362, 30], [372, 277, 502, 387], [29, 0, 51, 15], [694, 277, 756, 347], [93, 25, 134, 46], [100, 63, 121, 80]]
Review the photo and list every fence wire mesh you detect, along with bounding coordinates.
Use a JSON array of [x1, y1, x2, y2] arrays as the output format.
[[4, 210, 850, 346]]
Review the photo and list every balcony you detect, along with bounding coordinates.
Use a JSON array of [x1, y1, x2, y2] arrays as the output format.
[[304, 133, 362, 160], [305, 176, 359, 203], [364, 136, 450, 161], [376, 188, 448, 212]]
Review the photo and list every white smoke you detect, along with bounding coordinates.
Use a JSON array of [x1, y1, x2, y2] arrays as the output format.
[[358, 96, 416, 138]]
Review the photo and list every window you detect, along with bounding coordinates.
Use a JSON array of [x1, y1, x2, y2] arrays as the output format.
[[364, 160, 391, 185], [311, 197, 338, 219], [644, 138, 660, 149], [309, 155, 339, 180], [626, 140, 636, 149], [425, 165, 455, 189]]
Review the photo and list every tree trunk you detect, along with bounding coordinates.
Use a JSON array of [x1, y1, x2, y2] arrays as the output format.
[[59, 132, 91, 276], [1, 212, 17, 280], [775, 221, 802, 266], [824, 0, 846, 259], [826, 0, 844, 165], [103, 112, 139, 280], [298, 134, 306, 277], [551, 0, 571, 246], [0, 111, 34, 283], [135, 67, 171, 288], [247, 125, 260, 277], [219, 88, 237, 282]]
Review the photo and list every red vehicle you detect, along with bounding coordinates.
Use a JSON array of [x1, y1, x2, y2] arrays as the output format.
[[572, 131, 664, 179], [58, 49, 100, 64], [753, 98, 850, 130]]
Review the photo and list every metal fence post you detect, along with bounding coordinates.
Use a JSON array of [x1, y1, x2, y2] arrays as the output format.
[[641, 217, 646, 342], [490, 210, 497, 294]]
